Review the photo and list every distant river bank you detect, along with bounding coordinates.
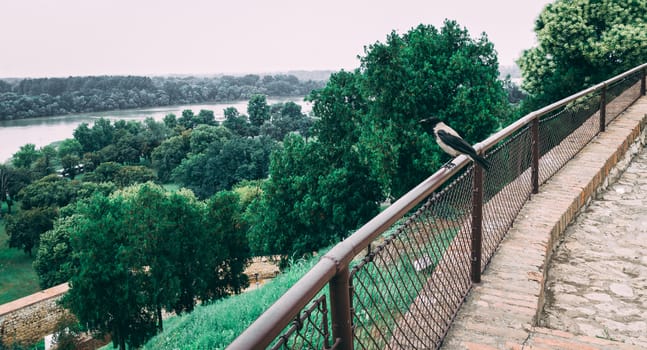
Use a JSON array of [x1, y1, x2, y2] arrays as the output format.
[[0, 97, 310, 163]]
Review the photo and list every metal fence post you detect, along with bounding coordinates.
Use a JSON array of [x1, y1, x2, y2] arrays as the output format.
[[641, 68, 646, 96], [470, 162, 484, 283], [600, 85, 606, 132], [531, 118, 539, 194], [329, 266, 353, 350]]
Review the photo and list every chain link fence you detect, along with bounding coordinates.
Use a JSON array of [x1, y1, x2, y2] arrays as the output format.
[[230, 64, 646, 350]]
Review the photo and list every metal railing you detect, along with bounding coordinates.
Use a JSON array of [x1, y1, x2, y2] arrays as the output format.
[[228, 63, 647, 350]]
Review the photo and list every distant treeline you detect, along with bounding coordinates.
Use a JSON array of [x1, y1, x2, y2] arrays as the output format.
[[0, 74, 326, 121]]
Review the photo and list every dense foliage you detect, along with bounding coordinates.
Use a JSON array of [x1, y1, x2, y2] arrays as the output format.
[[518, 0, 647, 111], [247, 135, 381, 264], [0, 74, 324, 120], [61, 183, 250, 350], [1, 19, 531, 349]]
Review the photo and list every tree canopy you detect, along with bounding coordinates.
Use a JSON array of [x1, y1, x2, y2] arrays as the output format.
[[305, 21, 510, 199], [0, 74, 324, 121], [61, 183, 250, 350], [518, 0, 647, 110]]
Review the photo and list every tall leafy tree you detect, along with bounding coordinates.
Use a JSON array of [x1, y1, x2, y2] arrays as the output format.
[[151, 133, 190, 182], [11, 143, 40, 169], [62, 192, 156, 350], [173, 135, 275, 198], [178, 109, 196, 129], [0, 165, 31, 216], [5, 206, 57, 256], [518, 0, 647, 110], [62, 183, 250, 348], [195, 109, 217, 126], [247, 94, 270, 129], [358, 21, 509, 198], [58, 139, 83, 178], [73, 118, 115, 153], [201, 191, 250, 300], [261, 101, 314, 141], [33, 215, 79, 288], [247, 135, 381, 264], [31, 145, 58, 178], [189, 125, 232, 154], [17, 174, 79, 210], [140, 117, 171, 161], [222, 107, 251, 137]]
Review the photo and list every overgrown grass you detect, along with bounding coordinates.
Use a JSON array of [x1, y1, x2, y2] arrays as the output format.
[[0, 216, 41, 305], [139, 217, 460, 349], [140, 255, 322, 350]]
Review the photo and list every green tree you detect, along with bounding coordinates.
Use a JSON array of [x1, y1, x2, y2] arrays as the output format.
[[62, 192, 157, 350], [58, 138, 84, 179], [247, 94, 270, 129], [115, 165, 156, 187], [222, 107, 251, 137], [5, 206, 57, 256], [151, 133, 190, 182], [518, 0, 647, 111], [247, 135, 381, 264], [90, 118, 115, 150], [18, 174, 78, 210], [31, 145, 58, 178], [172, 135, 275, 198], [62, 183, 250, 348], [195, 109, 217, 126], [83, 162, 156, 187], [357, 21, 509, 198], [203, 191, 250, 297], [178, 109, 196, 129], [0, 165, 31, 216], [73, 118, 115, 153], [113, 130, 143, 164], [189, 125, 232, 154], [33, 215, 79, 288], [261, 101, 313, 141], [140, 118, 171, 161], [163, 113, 177, 129], [11, 143, 39, 169], [58, 139, 83, 159]]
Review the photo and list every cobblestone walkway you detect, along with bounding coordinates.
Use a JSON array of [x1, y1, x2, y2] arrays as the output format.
[[440, 95, 647, 350], [539, 144, 647, 347]]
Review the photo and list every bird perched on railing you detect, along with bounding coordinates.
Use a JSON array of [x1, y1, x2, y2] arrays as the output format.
[[420, 117, 491, 171]]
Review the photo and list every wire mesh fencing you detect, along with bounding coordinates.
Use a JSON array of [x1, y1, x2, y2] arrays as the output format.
[[349, 168, 474, 349], [537, 92, 602, 184], [480, 126, 533, 264], [270, 295, 338, 350], [606, 73, 643, 124], [228, 63, 646, 350]]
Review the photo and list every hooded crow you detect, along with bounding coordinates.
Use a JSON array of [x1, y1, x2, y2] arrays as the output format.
[[420, 117, 490, 171]]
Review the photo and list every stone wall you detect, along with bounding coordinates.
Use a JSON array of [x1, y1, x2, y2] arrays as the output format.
[[0, 283, 70, 347]]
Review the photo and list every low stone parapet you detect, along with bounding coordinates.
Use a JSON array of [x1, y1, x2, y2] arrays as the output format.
[[0, 283, 70, 347]]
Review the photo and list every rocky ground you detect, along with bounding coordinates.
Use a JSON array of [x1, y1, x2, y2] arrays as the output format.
[[540, 146, 647, 347]]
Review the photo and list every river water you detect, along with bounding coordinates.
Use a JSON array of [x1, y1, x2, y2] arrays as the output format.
[[0, 97, 310, 162]]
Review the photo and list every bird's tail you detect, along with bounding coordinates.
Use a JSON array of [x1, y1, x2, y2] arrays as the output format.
[[473, 154, 491, 171]]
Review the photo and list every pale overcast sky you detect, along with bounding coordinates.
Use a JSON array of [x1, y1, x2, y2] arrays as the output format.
[[0, 0, 552, 78]]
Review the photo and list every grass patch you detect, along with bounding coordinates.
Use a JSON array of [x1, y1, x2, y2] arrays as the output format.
[[140, 255, 322, 350], [0, 217, 41, 305], [139, 215, 461, 349]]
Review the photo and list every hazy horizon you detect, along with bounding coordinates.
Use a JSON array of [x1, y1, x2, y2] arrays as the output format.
[[1, 0, 552, 79]]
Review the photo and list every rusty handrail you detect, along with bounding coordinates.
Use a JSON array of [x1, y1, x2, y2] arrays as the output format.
[[227, 62, 647, 350], [475, 63, 647, 153]]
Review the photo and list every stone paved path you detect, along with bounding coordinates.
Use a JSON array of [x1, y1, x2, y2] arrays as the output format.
[[539, 144, 647, 347], [440, 94, 647, 350]]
